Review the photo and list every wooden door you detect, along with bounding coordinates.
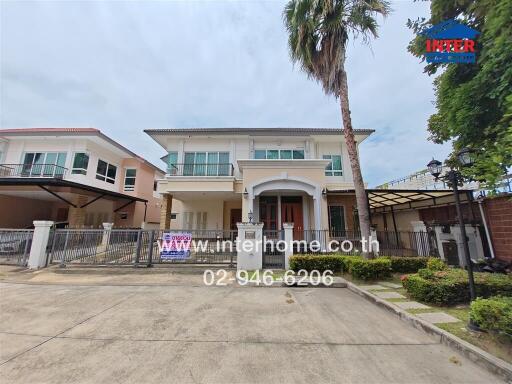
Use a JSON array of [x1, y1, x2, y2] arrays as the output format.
[[259, 196, 278, 232], [281, 196, 303, 239], [230, 209, 242, 230]]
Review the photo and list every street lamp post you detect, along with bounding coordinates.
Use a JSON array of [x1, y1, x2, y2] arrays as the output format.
[[427, 148, 479, 331]]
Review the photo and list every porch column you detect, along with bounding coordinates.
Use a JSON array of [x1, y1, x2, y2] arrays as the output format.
[[313, 196, 322, 230], [242, 195, 254, 222], [282, 223, 294, 270], [160, 194, 173, 230], [68, 195, 88, 228]]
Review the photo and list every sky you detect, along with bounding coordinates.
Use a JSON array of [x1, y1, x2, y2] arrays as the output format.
[[0, 0, 452, 187]]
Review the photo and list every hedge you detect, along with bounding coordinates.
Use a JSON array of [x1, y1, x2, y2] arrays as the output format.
[[289, 254, 428, 280], [289, 255, 344, 272], [350, 258, 392, 280], [401, 269, 512, 305], [470, 296, 512, 335], [388, 257, 429, 273]]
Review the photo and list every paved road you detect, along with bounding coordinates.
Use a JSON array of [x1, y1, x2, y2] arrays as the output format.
[[0, 281, 504, 384]]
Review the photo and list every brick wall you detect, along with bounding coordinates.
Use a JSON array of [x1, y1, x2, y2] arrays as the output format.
[[484, 195, 512, 262]]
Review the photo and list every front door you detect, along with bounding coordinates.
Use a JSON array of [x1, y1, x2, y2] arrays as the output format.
[[259, 196, 278, 232], [281, 196, 303, 239]]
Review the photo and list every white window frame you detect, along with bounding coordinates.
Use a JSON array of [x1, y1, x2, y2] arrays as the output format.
[[71, 152, 90, 175], [21, 151, 67, 177], [254, 149, 305, 160], [96, 159, 117, 184], [323, 154, 343, 176], [123, 168, 137, 192]]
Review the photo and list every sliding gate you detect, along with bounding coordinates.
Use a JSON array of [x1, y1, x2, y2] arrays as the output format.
[[48, 229, 237, 266]]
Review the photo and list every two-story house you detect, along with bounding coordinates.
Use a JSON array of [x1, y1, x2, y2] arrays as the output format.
[[0, 128, 164, 228], [145, 127, 374, 235]]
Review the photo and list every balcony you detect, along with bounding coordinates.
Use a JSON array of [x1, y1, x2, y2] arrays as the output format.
[[167, 163, 234, 177], [0, 164, 68, 179]]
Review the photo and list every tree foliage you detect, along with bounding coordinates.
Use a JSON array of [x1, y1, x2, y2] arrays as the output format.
[[408, 0, 512, 189]]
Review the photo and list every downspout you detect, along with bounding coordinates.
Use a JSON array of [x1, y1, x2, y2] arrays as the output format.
[[477, 194, 495, 259]]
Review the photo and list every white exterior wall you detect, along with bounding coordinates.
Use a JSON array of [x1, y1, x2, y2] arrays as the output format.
[[162, 134, 360, 185], [169, 198, 225, 230], [1, 137, 126, 192]]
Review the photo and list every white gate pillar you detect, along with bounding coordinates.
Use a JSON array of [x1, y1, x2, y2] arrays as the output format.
[[283, 223, 294, 270], [102, 222, 114, 246], [27, 221, 54, 269], [236, 222, 263, 270]]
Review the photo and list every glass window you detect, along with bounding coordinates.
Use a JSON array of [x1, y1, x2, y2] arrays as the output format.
[[72, 153, 89, 175], [183, 152, 230, 176], [167, 152, 178, 175], [253, 149, 305, 160], [96, 159, 117, 184], [22, 152, 66, 177], [328, 205, 346, 236], [280, 150, 292, 159], [124, 169, 136, 191], [293, 150, 305, 159], [323, 155, 343, 176], [267, 150, 279, 159], [254, 150, 266, 159]]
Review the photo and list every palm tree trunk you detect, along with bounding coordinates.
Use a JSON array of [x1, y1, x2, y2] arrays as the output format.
[[338, 67, 372, 258]]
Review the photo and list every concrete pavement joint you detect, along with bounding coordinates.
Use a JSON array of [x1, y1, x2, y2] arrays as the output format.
[[0, 294, 135, 366], [0, 331, 441, 346]]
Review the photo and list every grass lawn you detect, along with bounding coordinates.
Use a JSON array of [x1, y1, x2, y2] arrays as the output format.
[[344, 272, 512, 364]]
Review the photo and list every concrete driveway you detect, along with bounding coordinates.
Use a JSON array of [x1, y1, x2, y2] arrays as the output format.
[[0, 280, 504, 384]]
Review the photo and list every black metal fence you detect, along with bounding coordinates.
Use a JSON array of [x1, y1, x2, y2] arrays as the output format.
[[262, 230, 285, 268], [48, 229, 238, 266], [0, 229, 34, 266], [292, 229, 438, 257], [0, 163, 67, 178]]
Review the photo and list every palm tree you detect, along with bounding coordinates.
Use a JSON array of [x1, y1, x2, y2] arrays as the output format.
[[284, 0, 390, 258]]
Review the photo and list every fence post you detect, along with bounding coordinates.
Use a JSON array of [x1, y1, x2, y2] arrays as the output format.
[[101, 222, 113, 246], [236, 222, 263, 271], [147, 230, 155, 267], [134, 230, 142, 267], [27, 221, 54, 269], [370, 226, 379, 257], [282, 223, 294, 270]]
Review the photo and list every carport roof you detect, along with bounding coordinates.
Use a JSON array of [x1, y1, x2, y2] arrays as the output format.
[[0, 178, 147, 205], [327, 188, 469, 210]]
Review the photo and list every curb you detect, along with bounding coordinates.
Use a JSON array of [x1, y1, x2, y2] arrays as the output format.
[[346, 281, 512, 383], [237, 277, 348, 288]]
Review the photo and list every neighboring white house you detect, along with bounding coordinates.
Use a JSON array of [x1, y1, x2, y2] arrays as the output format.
[[0, 128, 165, 228], [145, 127, 374, 235]]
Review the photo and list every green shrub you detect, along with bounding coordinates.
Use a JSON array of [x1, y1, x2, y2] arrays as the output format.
[[418, 268, 435, 279], [289, 255, 344, 272], [289, 255, 363, 273], [427, 257, 447, 271], [388, 257, 429, 273], [401, 269, 512, 305], [350, 258, 392, 280], [470, 296, 512, 335]]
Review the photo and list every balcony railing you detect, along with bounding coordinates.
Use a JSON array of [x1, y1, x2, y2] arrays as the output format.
[[167, 163, 234, 177], [0, 164, 68, 179]]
